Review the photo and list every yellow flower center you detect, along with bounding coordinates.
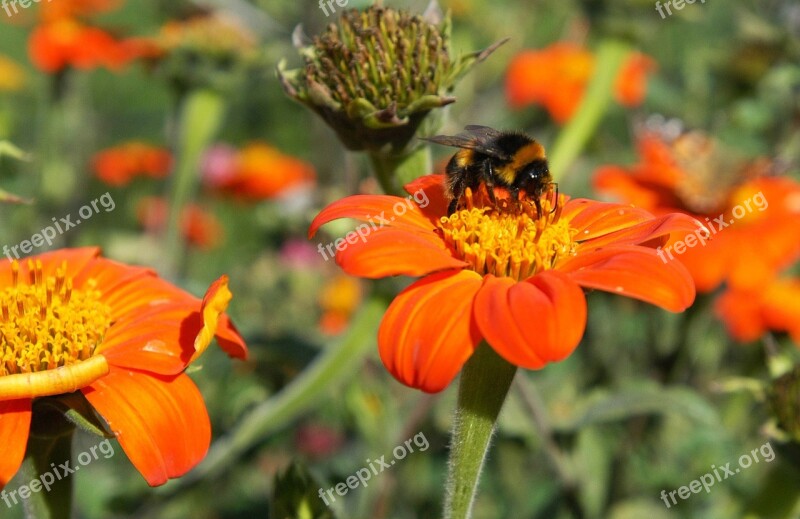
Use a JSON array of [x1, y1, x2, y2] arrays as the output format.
[[0, 260, 112, 377], [438, 191, 577, 280]]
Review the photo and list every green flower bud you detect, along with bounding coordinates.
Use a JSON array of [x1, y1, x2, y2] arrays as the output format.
[[278, 2, 506, 154]]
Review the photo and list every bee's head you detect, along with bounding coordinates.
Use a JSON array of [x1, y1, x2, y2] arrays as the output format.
[[519, 159, 551, 195]]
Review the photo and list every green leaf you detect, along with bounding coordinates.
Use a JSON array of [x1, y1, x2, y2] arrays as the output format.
[[553, 386, 719, 432], [575, 428, 612, 519], [0, 141, 31, 161]]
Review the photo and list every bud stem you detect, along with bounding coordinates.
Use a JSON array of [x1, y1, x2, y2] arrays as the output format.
[[368, 145, 432, 196]]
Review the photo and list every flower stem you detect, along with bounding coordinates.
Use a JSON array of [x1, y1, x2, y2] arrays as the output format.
[[22, 419, 76, 519], [164, 88, 226, 277], [367, 144, 432, 196], [444, 344, 518, 519], [548, 40, 630, 180]]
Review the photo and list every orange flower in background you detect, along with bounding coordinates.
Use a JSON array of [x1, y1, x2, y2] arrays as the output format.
[[137, 197, 224, 250], [594, 131, 800, 292], [318, 275, 363, 335], [309, 175, 697, 393], [202, 143, 315, 201], [92, 142, 171, 186], [505, 42, 655, 123], [0, 248, 247, 488], [92, 142, 172, 186], [29, 19, 144, 73], [715, 277, 800, 344], [38, 0, 120, 22]]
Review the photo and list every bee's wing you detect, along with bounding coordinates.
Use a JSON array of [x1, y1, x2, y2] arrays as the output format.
[[463, 125, 505, 140], [423, 126, 509, 159]]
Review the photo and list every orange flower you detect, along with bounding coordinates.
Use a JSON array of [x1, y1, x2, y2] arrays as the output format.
[[715, 278, 800, 344], [318, 275, 362, 335], [309, 175, 696, 392], [0, 248, 247, 488], [38, 0, 120, 22], [202, 143, 315, 201], [92, 142, 172, 186], [137, 197, 224, 250], [29, 19, 143, 73], [615, 53, 657, 106], [594, 132, 800, 292], [505, 42, 655, 123]]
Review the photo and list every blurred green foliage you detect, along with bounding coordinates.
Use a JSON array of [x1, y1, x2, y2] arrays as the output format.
[[1, 0, 799, 518]]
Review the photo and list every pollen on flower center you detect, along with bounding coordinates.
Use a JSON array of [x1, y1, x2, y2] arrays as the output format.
[[0, 260, 112, 377], [438, 191, 577, 280]]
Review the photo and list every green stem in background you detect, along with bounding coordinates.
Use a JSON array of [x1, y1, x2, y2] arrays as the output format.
[[548, 41, 630, 181], [38, 72, 87, 206], [367, 144, 432, 196], [514, 374, 576, 488], [164, 88, 226, 277], [169, 297, 386, 490], [444, 344, 518, 519]]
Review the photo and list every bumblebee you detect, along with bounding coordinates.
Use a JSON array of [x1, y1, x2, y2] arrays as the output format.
[[424, 125, 554, 216]]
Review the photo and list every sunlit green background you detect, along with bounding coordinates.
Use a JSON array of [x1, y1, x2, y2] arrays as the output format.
[[1, 0, 799, 518]]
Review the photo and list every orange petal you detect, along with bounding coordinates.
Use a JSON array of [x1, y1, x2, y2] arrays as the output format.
[[215, 314, 248, 360], [99, 303, 200, 374], [582, 212, 703, 249], [762, 279, 800, 344], [191, 275, 237, 362], [83, 371, 210, 487], [673, 233, 732, 293], [473, 271, 586, 369], [714, 289, 765, 342], [560, 245, 695, 311], [378, 270, 482, 393], [335, 227, 467, 278], [0, 399, 31, 490], [564, 199, 657, 241], [402, 174, 450, 222], [309, 195, 435, 238]]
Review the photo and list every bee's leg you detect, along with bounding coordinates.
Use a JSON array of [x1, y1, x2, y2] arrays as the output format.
[[482, 162, 498, 205], [447, 198, 460, 216], [534, 196, 543, 218], [550, 183, 559, 214]]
